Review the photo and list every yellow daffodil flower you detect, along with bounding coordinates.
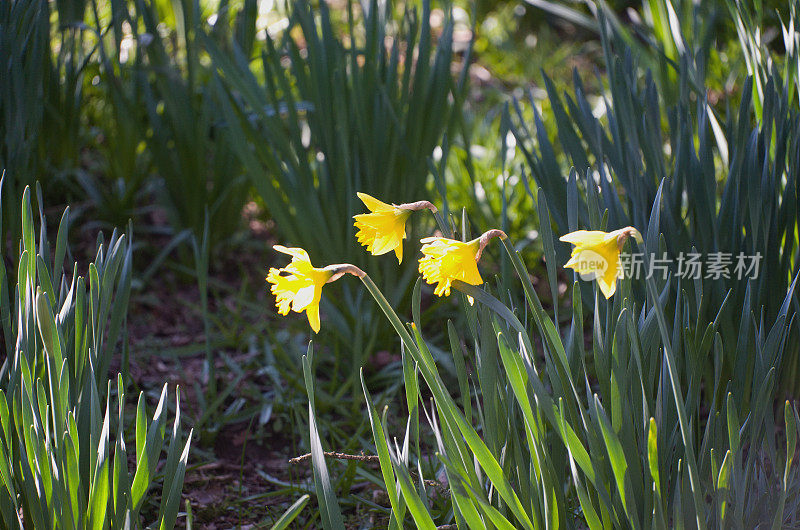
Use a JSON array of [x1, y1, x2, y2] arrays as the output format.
[[418, 237, 483, 299], [353, 193, 411, 263], [353, 193, 437, 264], [267, 246, 365, 333], [560, 227, 642, 299], [266, 245, 333, 333]]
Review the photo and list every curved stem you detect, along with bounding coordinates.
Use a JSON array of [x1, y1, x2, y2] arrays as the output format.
[[615, 226, 642, 251], [476, 229, 508, 261], [324, 263, 366, 283], [395, 200, 438, 213]]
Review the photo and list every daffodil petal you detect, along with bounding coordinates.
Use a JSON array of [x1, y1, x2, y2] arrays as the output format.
[[559, 230, 609, 247], [306, 303, 321, 333], [357, 192, 393, 212], [602, 258, 619, 289], [563, 254, 582, 270], [290, 285, 316, 312], [274, 245, 311, 263], [564, 250, 603, 277], [597, 276, 617, 299], [460, 262, 483, 286], [370, 233, 399, 255]]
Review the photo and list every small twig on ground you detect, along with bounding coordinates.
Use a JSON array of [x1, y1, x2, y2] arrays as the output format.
[[290, 450, 451, 498], [289, 451, 379, 465]]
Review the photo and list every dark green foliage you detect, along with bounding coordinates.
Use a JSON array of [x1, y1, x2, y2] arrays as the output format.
[[357, 189, 800, 527], [508, 14, 800, 392], [1, 0, 89, 249], [206, 0, 468, 266], [135, 0, 248, 244]]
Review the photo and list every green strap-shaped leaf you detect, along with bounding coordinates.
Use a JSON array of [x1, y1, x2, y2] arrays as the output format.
[[270, 494, 310, 530], [361, 370, 405, 528], [302, 349, 345, 530]]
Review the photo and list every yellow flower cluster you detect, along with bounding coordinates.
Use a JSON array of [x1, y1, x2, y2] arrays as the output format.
[[266, 191, 641, 332]]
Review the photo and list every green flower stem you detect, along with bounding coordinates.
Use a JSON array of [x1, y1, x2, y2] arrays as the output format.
[[358, 273, 536, 530], [431, 210, 454, 238], [358, 274, 432, 376], [498, 237, 589, 427], [641, 249, 706, 530]]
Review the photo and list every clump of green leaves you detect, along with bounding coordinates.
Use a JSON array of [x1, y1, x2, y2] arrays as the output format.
[[0, 0, 92, 248], [289, 5, 800, 523], [0, 0, 47, 243], [356, 190, 800, 528], [0, 186, 192, 528], [507, 12, 799, 392], [727, 0, 800, 119], [136, 0, 249, 245], [206, 0, 469, 267], [201, 0, 472, 405]]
